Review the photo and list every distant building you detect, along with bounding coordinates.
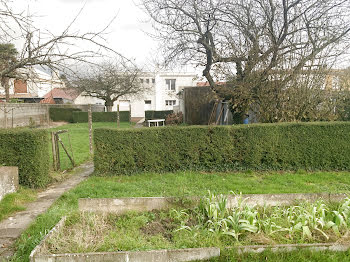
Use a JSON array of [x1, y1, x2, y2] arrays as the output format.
[[41, 88, 80, 104], [0, 67, 66, 103], [74, 72, 198, 120]]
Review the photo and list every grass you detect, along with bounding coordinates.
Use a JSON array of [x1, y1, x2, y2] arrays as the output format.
[[49, 122, 132, 171], [75, 170, 350, 197], [0, 188, 37, 221], [9, 170, 350, 261]]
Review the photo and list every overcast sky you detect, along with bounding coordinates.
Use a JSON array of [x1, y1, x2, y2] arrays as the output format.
[[11, 0, 187, 72]]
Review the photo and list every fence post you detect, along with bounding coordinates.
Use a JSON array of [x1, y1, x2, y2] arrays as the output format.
[[117, 104, 120, 128], [46, 104, 50, 127], [88, 104, 93, 155], [4, 103, 7, 129], [129, 104, 131, 124]]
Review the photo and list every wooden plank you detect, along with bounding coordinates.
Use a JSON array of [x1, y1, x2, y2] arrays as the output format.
[[58, 137, 75, 167], [55, 130, 68, 135]]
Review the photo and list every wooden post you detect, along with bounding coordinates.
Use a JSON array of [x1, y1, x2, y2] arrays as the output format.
[[67, 132, 75, 166], [46, 104, 50, 127], [129, 104, 131, 124], [55, 133, 60, 170], [88, 104, 93, 155], [117, 104, 120, 128], [51, 132, 57, 170], [11, 108, 14, 128]]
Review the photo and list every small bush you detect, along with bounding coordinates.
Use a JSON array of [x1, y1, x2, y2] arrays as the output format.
[[145, 110, 173, 120], [94, 122, 350, 175], [49, 107, 82, 123], [72, 111, 130, 123], [0, 129, 50, 188], [165, 112, 183, 125]]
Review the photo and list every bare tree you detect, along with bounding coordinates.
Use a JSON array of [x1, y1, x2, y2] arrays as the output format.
[[0, 0, 119, 102], [142, 0, 350, 122], [73, 60, 145, 112]]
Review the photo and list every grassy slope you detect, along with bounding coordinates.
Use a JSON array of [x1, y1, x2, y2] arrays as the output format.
[[10, 170, 350, 261]]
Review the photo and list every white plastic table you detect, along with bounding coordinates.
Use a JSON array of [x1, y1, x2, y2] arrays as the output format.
[[147, 119, 165, 127]]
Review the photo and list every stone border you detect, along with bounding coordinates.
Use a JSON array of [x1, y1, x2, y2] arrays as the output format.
[[78, 197, 179, 214], [31, 248, 220, 262], [0, 166, 18, 201], [30, 216, 350, 261], [30, 217, 220, 262], [78, 193, 348, 214], [234, 243, 350, 254], [29, 217, 67, 262]]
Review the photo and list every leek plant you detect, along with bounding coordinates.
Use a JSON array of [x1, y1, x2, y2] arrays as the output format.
[[175, 191, 350, 243]]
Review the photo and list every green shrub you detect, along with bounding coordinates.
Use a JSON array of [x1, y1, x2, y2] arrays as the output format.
[[145, 110, 173, 120], [94, 122, 350, 175], [0, 129, 50, 188], [49, 107, 82, 123], [72, 111, 130, 123]]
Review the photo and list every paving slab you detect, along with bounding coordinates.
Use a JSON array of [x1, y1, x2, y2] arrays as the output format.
[[0, 162, 93, 261]]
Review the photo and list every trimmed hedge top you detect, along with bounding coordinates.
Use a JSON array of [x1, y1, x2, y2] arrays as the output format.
[[72, 111, 130, 123], [94, 122, 350, 175], [0, 128, 50, 188]]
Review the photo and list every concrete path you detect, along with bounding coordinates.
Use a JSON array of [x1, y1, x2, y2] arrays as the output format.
[[133, 118, 145, 128], [0, 162, 94, 261]]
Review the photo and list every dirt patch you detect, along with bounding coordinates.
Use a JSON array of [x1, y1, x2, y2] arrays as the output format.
[[245, 233, 277, 245], [141, 218, 177, 241]]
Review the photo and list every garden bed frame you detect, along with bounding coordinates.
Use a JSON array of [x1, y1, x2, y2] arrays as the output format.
[[31, 193, 350, 261], [29, 217, 220, 262], [78, 193, 348, 214]]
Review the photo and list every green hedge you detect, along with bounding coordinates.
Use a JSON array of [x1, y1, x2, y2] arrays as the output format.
[[0, 129, 50, 188], [72, 111, 130, 123], [49, 107, 82, 123], [145, 110, 173, 120], [94, 122, 350, 175]]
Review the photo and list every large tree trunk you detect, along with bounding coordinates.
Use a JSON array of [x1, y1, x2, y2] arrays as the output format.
[[1, 77, 10, 102], [105, 100, 113, 112]]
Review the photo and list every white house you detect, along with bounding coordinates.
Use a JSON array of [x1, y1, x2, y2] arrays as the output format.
[[74, 72, 198, 120]]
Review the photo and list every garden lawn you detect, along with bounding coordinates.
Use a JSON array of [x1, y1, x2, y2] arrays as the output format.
[[77, 170, 350, 197], [49, 122, 132, 171], [0, 188, 36, 221], [10, 170, 350, 262]]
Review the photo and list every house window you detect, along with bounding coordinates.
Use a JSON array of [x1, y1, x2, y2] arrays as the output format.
[[152, 78, 155, 84], [165, 100, 176, 106], [14, 80, 27, 93], [140, 78, 144, 83], [146, 79, 149, 84], [145, 100, 151, 104], [165, 79, 176, 91]]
